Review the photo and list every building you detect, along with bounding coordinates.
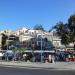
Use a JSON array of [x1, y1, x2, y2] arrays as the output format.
[[0, 27, 74, 52], [10, 27, 66, 51], [0, 33, 2, 50]]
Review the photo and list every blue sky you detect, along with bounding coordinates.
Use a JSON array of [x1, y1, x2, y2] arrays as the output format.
[[0, 0, 75, 31]]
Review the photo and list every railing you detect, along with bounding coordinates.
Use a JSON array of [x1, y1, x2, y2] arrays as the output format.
[[0, 50, 55, 53]]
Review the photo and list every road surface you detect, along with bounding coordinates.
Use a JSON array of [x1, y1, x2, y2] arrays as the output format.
[[0, 66, 75, 75]]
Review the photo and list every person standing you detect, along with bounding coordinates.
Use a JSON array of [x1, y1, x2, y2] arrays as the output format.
[[48, 54, 51, 63]]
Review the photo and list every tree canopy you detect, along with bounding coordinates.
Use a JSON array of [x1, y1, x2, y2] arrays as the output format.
[[33, 24, 45, 31], [51, 14, 75, 50], [68, 14, 75, 43]]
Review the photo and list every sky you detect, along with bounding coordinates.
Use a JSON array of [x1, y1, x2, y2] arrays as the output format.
[[0, 0, 75, 31]]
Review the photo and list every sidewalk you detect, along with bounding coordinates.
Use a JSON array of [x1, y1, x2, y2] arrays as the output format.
[[0, 61, 75, 70]]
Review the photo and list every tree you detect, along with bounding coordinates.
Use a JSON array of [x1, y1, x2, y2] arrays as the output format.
[[50, 14, 75, 51], [33, 24, 45, 31], [68, 14, 75, 51], [53, 22, 70, 46]]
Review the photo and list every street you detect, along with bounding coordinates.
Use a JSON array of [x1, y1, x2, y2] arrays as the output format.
[[0, 66, 75, 75]]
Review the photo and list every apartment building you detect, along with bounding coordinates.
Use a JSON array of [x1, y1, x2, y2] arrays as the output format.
[[15, 27, 65, 50], [0, 27, 71, 51]]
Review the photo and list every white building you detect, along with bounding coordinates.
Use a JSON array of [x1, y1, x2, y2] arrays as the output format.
[[0, 27, 73, 51], [15, 27, 36, 42], [15, 27, 64, 50]]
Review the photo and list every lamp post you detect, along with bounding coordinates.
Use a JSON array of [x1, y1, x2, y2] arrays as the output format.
[[41, 32, 43, 62], [6, 35, 9, 61], [32, 43, 35, 62]]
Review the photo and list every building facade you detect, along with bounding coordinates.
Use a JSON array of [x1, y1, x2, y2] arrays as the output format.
[[0, 27, 73, 51]]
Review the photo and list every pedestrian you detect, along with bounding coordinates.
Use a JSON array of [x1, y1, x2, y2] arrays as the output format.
[[48, 54, 51, 63], [68, 54, 71, 62], [51, 55, 55, 63], [23, 53, 27, 61]]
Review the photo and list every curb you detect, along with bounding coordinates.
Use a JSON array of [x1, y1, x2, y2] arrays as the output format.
[[0, 63, 54, 69]]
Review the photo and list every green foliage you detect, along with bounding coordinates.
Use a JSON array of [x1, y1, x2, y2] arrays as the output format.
[[53, 22, 70, 45], [68, 14, 75, 42], [13, 47, 27, 52], [51, 14, 75, 49], [33, 24, 45, 31], [68, 14, 75, 30]]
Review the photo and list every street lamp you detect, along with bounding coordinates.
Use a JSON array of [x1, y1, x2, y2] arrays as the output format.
[[41, 32, 43, 62]]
